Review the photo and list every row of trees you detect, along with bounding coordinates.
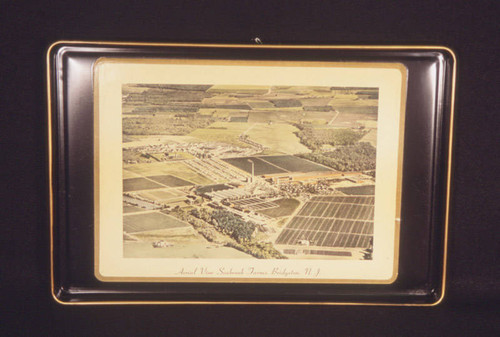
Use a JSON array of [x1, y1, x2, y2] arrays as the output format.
[[297, 142, 376, 172], [189, 208, 286, 259], [226, 241, 287, 259], [209, 210, 256, 243], [170, 208, 218, 242]]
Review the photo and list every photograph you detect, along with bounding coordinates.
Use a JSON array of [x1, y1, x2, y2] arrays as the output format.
[[121, 84, 378, 261], [94, 59, 404, 282]]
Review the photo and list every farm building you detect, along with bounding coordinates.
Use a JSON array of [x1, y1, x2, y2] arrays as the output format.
[[262, 171, 365, 185]]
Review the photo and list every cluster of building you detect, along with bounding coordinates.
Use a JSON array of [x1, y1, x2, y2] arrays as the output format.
[[184, 158, 248, 183], [238, 134, 268, 152], [200, 181, 277, 203], [123, 195, 163, 210], [263, 171, 369, 185], [128, 142, 260, 160]]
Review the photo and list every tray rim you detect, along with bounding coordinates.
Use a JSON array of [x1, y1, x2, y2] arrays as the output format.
[[46, 41, 456, 306]]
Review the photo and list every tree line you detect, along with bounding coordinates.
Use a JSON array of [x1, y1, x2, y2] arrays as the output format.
[[294, 125, 367, 150], [188, 208, 286, 259], [297, 142, 376, 172]]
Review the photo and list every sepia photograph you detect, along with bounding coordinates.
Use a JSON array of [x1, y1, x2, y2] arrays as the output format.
[[94, 59, 405, 282], [121, 84, 378, 261]]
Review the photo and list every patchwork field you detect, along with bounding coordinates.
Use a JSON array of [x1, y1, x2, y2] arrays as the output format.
[[123, 175, 195, 193], [124, 162, 214, 185], [121, 84, 380, 260], [275, 196, 374, 250]]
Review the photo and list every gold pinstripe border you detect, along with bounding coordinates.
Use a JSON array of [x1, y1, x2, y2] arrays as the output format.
[[47, 41, 456, 306]]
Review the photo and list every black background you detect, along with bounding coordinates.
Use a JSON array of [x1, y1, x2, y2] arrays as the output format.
[[1, 0, 498, 336]]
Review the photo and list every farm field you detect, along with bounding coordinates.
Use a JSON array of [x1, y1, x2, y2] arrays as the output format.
[[122, 135, 202, 149], [221, 156, 286, 175], [257, 198, 300, 218], [123, 178, 164, 192], [142, 189, 182, 199], [147, 175, 194, 187], [188, 122, 250, 146], [259, 155, 332, 173], [296, 200, 374, 218], [188, 121, 309, 155], [222, 155, 332, 175], [124, 241, 253, 259], [246, 110, 300, 123], [330, 110, 377, 128], [127, 226, 204, 245], [275, 196, 374, 250], [336, 105, 378, 114], [247, 101, 274, 109], [123, 204, 143, 214], [337, 185, 375, 195], [138, 189, 185, 202], [123, 169, 142, 179], [276, 226, 372, 249], [123, 212, 190, 233], [311, 195, 375, 204], [231, 198, 279, 211], [244, 123, 310, 154], [284, 217, 373, 234], [124, 162, 214, 185], [359, 128, 377, 146], [206, 85, 269, 95]]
